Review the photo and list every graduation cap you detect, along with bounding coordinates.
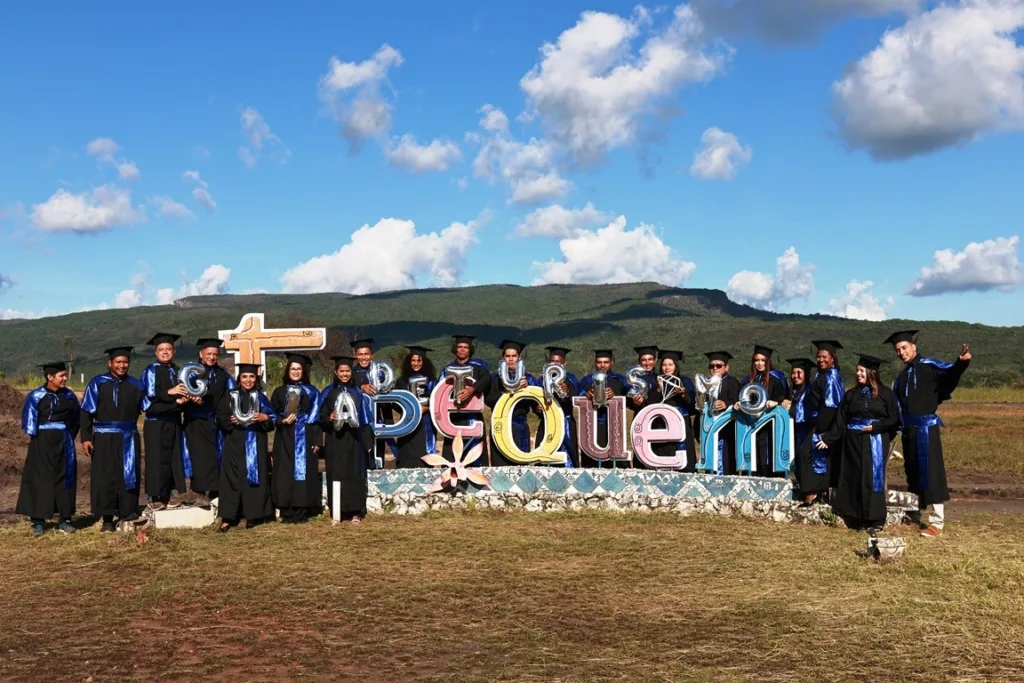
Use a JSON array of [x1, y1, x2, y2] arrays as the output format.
[[787, 357, 815, 373], [39, 361, 67, 376], [104, 345, 134, 360], [704, 351, 734, 364], [658, 349, 683, 363], [499, 339, 527, 353], [147, 332, 181, 346], [856, 353, 889, 372], [350, 338, 375, 351], [883, 329, 919, 346], [236, 363, 262, 375], [286, 353, 313, 368], [545, 346, 571, 359], [196, 338, 223, 350], [593, 349, 615, 360], [811, 340, 843, 355], [633, 345, 659, 358], [451, 334, 476, 345], [331, 355, 355, 367], [406, 345, 433, 356], [753, 344, 776, 359]]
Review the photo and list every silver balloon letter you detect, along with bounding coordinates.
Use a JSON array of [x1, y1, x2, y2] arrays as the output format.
[[626, 365, 648, 401], [332, 391, 360, 430], [178, 362, 208, 397], [369, 361, 396, 394], [738, 383, 768, 416], [445, 365, 474, 397], [591, 372, 608, 408], [542, 363, 567, 403], [498, 359, 526, 392], [230, 390, 257, 425], [407, 376, 429, 406]]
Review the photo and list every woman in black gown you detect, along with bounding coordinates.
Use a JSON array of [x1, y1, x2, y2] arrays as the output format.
[[643, 350, 698, 472], [271, 354, 322, 523], [394, 346, 438, 468], [318, 356, 373, 525], [737, 344, 787, 477], [816, 354, 899, 530], [216, 364, 276, 532]]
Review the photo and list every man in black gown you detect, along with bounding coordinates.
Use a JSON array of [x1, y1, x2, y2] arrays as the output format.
[[17, 361, 80, 536], [141, 332, 189, 510], [81, 347, 148, 532], [182, 338, 236, 507], [439, 334, 491, 462], [630, 344, 659, 411], [577, 350, 628, 468], [533, 346, 581, 467], [352, 338, 396, 469], [885, 329, 971, 538], [700, 351, 741, 475], [801, 340, 845, 503]]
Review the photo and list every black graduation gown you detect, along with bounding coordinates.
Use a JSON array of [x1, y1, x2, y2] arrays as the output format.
[[141, 361, 185, 499], [16, 387, 80, 520], [788, 385, 812, 452], [319, 382, 373, 519], [577, 372, 629, 468], [394, 374, 438, 468], [893, 355, 969, 507], [182, 364, 235, 493], [642, 375, 698, 472], [799, 368, 844, 494], [216, 391, 276, 522], [822, 385, 900, 527], [80, 373, 147, 518], [698, 374, 741, 475], [439, 359, 491, 462], [353, 363, 397, 465], [532, 371, 581, 467], [740, 375, 787, 477], [270, 382, 323, 516], [484, 373, 538, 466]]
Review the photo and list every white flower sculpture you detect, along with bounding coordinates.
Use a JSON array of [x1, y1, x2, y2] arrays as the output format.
[[421, 432, 490, 493]]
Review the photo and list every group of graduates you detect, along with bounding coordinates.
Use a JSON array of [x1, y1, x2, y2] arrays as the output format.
[[16, 329, 970, 538]]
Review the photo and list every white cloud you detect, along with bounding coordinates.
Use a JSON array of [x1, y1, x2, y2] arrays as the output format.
[[86, 137, 140, 181], [180, 264, 231, 297], [384, 134, 462, 173], [692, 0, 920, 44], [281, 215, 484, 294], [238, 106, 290, 167], [832, 0, 1024, 160], [531, 215, 696, 285], [478, 104, 509, 133], [471, 105, 573, 205], [192, 187, 217, 211], [907, 235, 1022, 296], [30, 185, 145, 233], [0, 308, 38, 320], [827, 280, 893, 321], [519, 5, 728, 166], [150, 196, 195, 220], [689, 127, 752, 180], [726, 246, 815, 310], [515, 202, 610, 238], [113, 264, 232, 309], [182, 170, 208, 187], [318, 44, 404, 152], [114, 288, 143, 309], [455, 177, 469, 191]]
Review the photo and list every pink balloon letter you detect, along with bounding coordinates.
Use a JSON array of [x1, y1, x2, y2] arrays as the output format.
[[631, 404, 687, 469], [572, 396, 631, 463]]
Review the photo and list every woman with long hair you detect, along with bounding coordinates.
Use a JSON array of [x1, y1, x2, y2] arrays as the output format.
[[216, 364, 276, 532], [785, 358, 815, 454], [737, 344, 787, 477], [816, 354, 899, 530], [318, 356, 373, 525], [394, 346, 438, 468], [644, 350, 697, 472], [270, 354, 322, 524]]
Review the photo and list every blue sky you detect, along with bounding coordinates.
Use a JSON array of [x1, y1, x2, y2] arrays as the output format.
[[1, 0, 1022, 325]]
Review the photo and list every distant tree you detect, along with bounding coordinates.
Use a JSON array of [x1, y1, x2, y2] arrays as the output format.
[[62, 335, 78, 379]]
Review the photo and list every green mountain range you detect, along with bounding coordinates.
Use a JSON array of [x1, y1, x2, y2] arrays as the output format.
[[1, 283, 1020, 386]]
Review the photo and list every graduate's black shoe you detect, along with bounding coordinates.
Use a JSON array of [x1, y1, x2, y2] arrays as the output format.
[[58, 521, 76, 534], [31, 522, 45, 537], [100, 522, 117, 533]]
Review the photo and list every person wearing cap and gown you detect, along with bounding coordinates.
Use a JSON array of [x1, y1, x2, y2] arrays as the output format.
[[485, 340, 539, 466], [784, 358, 815, 456], [181, 338, 236, 506], [141, 332, 188, 509], [271, 354, 322, 523], [351, 338, 398, 469], [439, 335, 491, 462], [17, 361, 81, 536], [81, 347, 149, 533], [394, 346, 438, 468], [645, 350, 698, 472], [886, 330, 971, 538], [216, 363, 276, 531], [630, 345, 660, 411], [319, 356, 374, 523], [738, 345, 788, 477], [699, 351, 741, 475], [816, 354, 899, 530], [533, 346, 581, 467], [800, 340, 845, 505], [578, 350, 629, 468]]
